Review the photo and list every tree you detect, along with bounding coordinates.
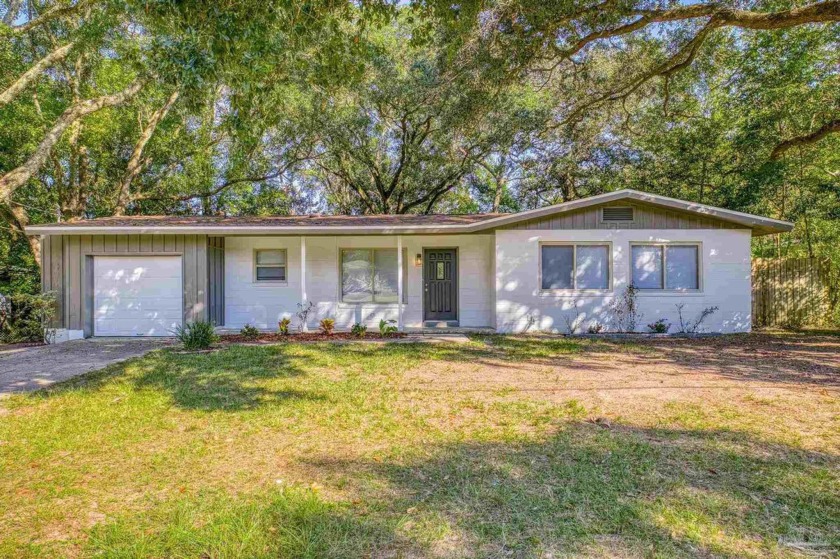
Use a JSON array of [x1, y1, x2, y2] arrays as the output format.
[[298, 18, 547, 214]]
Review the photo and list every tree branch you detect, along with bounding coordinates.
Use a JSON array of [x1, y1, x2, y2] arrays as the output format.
[[0, 42, 75, 107], [770, 117, 840, 159], [6, 0, 94, 34], [113, 90, 180, 215], [0, 80, 144, 203]]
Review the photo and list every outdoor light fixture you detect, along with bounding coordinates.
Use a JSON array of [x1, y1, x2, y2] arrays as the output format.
[[415, 253, 422, 267]]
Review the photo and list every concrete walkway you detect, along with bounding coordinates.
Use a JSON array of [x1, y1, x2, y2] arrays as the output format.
[[0, 338, 171, 395]]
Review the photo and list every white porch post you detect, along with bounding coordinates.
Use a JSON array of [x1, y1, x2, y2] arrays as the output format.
[[397, 235, 404, 331], [300, 236, 308, 332]]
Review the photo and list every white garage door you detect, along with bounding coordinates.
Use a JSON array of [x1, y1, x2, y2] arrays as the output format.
[[94, 256, 183, 336]]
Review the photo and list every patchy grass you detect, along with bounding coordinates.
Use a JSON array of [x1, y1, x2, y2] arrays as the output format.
[[0, 334, 838, 558]]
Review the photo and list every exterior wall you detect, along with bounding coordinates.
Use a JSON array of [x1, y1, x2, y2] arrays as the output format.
[[224, 234, 495, 330], [207, 237, 225, 326], [40, 234, 208, 336], [495, 229, 753, 334], [503, 201, 744, 231]]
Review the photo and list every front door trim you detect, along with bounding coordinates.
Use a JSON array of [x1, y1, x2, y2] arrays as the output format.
[[422, 247, 458, 324]]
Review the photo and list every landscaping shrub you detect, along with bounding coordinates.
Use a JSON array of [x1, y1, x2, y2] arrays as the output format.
[[0, 292, 56, 343], [240, 324, 260, 340], [675, 304, 719, 333], [295, 302, 314, 332], [610, 285, 642, 332], [379, 319, 398, 337], [319, 318, 335, 335], [587, 323, 604, 334], [647, 318, 671, 333], [278, 317, 291, 335], [351, 323, 367, 338], [173, 320, 218, 350]]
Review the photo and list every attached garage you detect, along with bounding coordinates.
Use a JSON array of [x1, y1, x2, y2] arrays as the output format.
[[93, 256, 183, 336]]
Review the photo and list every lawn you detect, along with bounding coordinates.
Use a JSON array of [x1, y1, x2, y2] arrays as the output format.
[[1, 333, 838, 558]]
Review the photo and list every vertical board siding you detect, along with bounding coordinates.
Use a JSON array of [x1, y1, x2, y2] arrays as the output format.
[[41, 235, 65, 327], [40, 233, 209, 335], [503, 202, 744, 231], [752, 257, 834, 327], [207, 237, 225, 326]]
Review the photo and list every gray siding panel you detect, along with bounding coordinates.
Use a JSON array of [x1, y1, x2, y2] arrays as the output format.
[[40, 233, 210, 335], [502, 201, 746, 231], [207, 237, 225, 326]]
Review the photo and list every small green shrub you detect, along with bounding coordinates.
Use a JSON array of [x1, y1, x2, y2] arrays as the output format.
[[0, 292, 56, 344], [278, 317, 292, 335], [647, 318, 671, 334], [350, 323, 367, 338], [378, 319, 398, 337], [173, 320, 218, 350], [319, 318, 335, 335], [240, 324, 260, 340], [587, 323, 604, 334]]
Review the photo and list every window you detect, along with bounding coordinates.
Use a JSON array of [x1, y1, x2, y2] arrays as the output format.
[[631, 244, 699, 290], [541, 244, 610, 290], [602, 207, 634, 222], [341, 249, 408, 303], [254, 249, 287, 282]]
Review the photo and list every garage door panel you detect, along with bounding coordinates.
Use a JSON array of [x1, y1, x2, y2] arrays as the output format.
[[94, 295, 182, 312], [94, 256, 183, 337]]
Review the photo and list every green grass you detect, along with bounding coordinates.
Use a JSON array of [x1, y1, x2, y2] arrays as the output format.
[[0, 335, 837, 558]]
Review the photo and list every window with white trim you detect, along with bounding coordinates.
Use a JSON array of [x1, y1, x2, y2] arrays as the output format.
[[340, 248, 408, 303], [254, 249, 287, 282], [631, 244, 699, 290], [541, 244, 610, 290]]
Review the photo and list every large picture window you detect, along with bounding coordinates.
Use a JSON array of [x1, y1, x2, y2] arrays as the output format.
[[341, 249, 408, 303], [541, 244, 610, 290], [254, 249, 287, 282], [631, 244, 700, 290]]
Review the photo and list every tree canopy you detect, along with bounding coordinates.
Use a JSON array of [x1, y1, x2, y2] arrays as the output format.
[[1, 0, 838, 296]]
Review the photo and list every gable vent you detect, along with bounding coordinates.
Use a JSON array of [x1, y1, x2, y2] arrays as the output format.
[[602, 207, 634, 222]]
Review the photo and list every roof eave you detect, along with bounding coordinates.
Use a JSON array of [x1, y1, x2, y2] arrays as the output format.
[[23, 224, 481, 236]]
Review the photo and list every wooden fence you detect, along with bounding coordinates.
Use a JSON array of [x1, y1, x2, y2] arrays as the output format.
[[752, 257, 835, 328]]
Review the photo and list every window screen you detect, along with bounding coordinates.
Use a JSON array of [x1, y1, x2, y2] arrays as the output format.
[[575, 245, 609, 289], [541, 245, 574, 289], [341, 249, 407, 303], [665, 245, 699, 289], [632, 244, 699, 290], [255, 249, 287, 282], [631, 245, 663, 289], [542, 244, 610, 290]]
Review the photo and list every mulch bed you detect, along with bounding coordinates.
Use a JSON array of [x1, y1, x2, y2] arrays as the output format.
[[219, 332, 407, 344], [0, 341, 46, 350]]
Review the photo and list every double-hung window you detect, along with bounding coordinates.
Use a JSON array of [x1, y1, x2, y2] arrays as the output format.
[[631, 244, 700, 290], [540, 244, 610, 291], [341, 249, 408, 303], [254, 249, 287, 282]]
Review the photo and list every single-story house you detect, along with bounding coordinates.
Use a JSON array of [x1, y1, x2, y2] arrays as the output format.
[[26, 189, 792, 341]]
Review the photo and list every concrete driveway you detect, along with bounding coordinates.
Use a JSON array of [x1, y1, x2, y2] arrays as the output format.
[[0, 338, 172, 395]]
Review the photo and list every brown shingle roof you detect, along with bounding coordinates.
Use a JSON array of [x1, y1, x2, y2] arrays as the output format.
[[36, 213, 505, 228]]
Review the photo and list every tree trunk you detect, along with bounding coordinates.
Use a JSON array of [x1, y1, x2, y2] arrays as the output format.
[[0, 80, 144, 204], [0, 42, 75, 107], [113, 90, 180, 215]]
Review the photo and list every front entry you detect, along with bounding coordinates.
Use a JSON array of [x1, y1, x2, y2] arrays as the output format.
[[423, 249, 457, 323]]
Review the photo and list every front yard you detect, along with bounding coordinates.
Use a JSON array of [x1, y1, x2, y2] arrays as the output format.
[[1, 333, 838, 558]]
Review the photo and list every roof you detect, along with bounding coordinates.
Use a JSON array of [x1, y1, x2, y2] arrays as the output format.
[[25, 190, 793, 236]]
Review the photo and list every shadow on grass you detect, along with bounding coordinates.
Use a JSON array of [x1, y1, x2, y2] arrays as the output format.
[[76, 422, 839, 558], [304, 422, 839, 558], [29, 344, 321, 411], [28, 332, 839, 413]]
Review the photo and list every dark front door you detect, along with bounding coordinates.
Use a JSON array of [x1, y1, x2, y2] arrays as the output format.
[[424, 249, 457, 322]]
